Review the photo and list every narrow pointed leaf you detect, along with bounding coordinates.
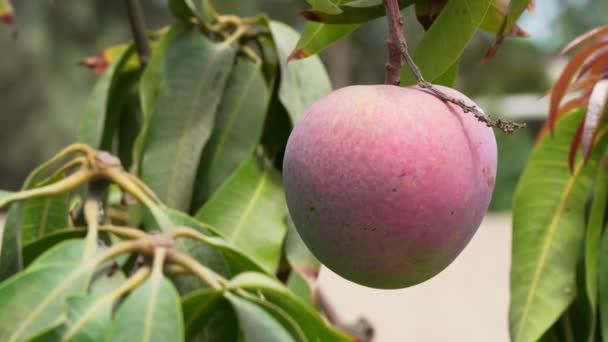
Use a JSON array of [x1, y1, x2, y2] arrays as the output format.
[[226, 293, 295, 342], [268, 20, 332, 123], [582, 79, 608, 160], [192, 56, 271, 208], [300, 0, 413, 24], [548, 41, 608, 132], [108, 272, 184, 341], [584, 158, 608, 322], [228, 272, 351, 341], [498, 0, 531, 38], [288, 22, 356, 62], [139, 24, 236, 211], [195, 156, 288, 273], [480, 2, 528, 36], [510, 110, 608, 342], [400, 0, 492, 85], [80, 43, 140, 75], [561, 26, 608, 56], [78, 46, 136, 149], [0, 240, 97, 341]]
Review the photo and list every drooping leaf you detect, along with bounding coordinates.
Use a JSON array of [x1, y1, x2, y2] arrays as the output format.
[[582, 79, 608, 160], [108, 271, 184, 341], [583, 158, 608, 342], [299, 0, 413, 24], [22, 229, 85, 267], [228, 272, 351, 341], [20, 174, 69, 245], [268, 20, 332, 123], [284, 217, 321, 301], [225, 293, 296, 342], [78, 45, 136, 150], [0, 0, 15, 32], [548, 41, 608, 132], [479, 0, 528, 36], [80, 43, 140, 75], [289, 22, 357, 62], [165, 208, 267, 276], [195, 155, 288, 273], [139, 23, 236, 211], [0, 240, 97, 341], [561, 26, 608, 56], [191, 56, 271, 208], [400, 0, 492, 85], [510, 110, 607, 342]]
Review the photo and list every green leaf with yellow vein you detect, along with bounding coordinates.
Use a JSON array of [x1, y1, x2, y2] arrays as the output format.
[[0, 239, 97, 341], [510, 110, 608, 342], [191, 56, 271, 209], [139, 23, 236, 211], [268, 21, 332, 124], [195, 155, 287, 273], [400, 0, 492, 85], [108, 271, 184, 341]]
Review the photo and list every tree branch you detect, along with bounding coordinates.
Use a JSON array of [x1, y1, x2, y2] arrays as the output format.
[[382, 0, 525, 133], [125, 0, 151, 68]]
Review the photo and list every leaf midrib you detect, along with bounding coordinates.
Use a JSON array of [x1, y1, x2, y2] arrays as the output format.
[[228, 169, 268, 242]]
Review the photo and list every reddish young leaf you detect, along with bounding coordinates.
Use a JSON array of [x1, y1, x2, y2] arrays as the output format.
[[548, 40, 608, 133], [569, 74, 602, 93], [576, 47, 608, 81], [536, 95, 590, 142], [568, 117, 585, 172], [582, 79, 608, 161], [561, 26, 608, 56], [0, 0, 15, 32]]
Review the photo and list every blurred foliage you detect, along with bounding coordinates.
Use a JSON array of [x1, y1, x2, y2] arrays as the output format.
[[0, 0, 602, 211]]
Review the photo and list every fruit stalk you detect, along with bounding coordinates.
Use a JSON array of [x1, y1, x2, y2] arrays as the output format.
[[382, 0, 525, 133]]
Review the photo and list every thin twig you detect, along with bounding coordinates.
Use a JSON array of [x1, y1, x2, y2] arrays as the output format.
[[125, 0, 151, 68], [382, 0, 525, 133]]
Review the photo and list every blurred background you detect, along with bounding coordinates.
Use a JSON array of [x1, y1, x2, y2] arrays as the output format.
[[0, 1, 606, 341]]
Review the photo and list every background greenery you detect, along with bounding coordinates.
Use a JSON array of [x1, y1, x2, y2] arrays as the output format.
[[0, 0, 605, 210]]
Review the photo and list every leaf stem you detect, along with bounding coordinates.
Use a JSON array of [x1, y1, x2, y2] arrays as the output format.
[[125, 0, 151, 68], [382, 0, 525, 133], [100, 225, 148, 240], [83, 198, 101, 259], [166, 249, 225, 289]]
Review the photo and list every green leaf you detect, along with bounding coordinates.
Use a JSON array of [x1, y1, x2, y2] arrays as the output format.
[[289, 22, 357, 63], [0, 206, 21, 280], [78, 45, 136, 149], [599, 221, 608, 340], [307, 0, 342, 14], [182, 291, 238, 341], [400, 0, 492, 85], [195, 155, 288, 273], [0, 240, 97, 340], [59, 294, 114, 341], [226, 293, 295, 342], [299, 0, 413, 25], [268, 21, 332, 124], [284, 217, 320, 301], [108, 271, 184, 341], [166, 208, 267, 276], [431, 59, 459, 87], [117, 87, 142, 170], [168, 0, 214, 23], [22, 229, 85, 267], [21, 175, 69, 245], [584, 159, 608, 318], [138, 23, 237, 211], [501, 0, 530, 36], [228, 272, 351, 341], [192, 56, 271, 208], [510, 111, 607, 342]]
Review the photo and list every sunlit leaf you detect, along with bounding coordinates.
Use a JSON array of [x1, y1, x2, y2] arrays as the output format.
[[268, 21, 332, 123], [228, 272, 351, 341], [0, 240, 97, 340], [480, 1, 528, 36], [191, 56, 271, 208], [108, 270, 184, 341], [582, 79, 608, 160], [299, 0, 413, 24], [510, 110, 608, 342], [226, 293, 296, 342], [138, 23, 236, 211], [401, 0, 492, 85]]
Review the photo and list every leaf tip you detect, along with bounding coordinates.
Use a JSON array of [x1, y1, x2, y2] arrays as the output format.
[[287, 48, 309, 62], [79, 52, 109, 75]]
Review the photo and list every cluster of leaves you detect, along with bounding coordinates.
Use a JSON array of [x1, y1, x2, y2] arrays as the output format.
[[511, 27, 608, 342], [0, 1, 357, 340], [294, 0, 533, 86]]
